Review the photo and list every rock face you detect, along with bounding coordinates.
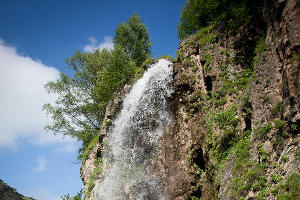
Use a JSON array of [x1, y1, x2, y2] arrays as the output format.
[[0, 179, 35, 200], [81, 0, 300, 199]]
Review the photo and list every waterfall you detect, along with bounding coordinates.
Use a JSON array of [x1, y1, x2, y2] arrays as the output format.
[[95, 59, 174, 200]]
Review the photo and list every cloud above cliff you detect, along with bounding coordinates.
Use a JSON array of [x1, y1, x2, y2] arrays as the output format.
[[83, 36, 114, 52], [0, 39, 75, 150], [33, 156, 47, 172]]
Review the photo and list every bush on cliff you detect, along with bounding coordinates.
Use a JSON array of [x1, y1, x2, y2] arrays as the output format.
[[177, 0, 265, 40]]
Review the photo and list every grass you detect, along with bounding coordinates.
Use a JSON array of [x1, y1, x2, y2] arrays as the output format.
[[79, 134, 99, 162], [160, 55, 175, 62], [276, 173, 300, 200], [281, 155, 289, 162], [257, 142, 269, 162], [274, 119, 286, 135], [194, 26, 216, 47], [184, 115, 190, 122], [254, 123, 272, 140], [253, 36, 267, 66], [271, 101, 284, 116], [214, 106, 240, 131], [271, 174, 282, 183], [87, 174, 95, 196]]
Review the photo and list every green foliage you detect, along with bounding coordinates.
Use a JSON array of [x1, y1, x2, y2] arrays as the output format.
[[184, 115, 190, 122], [270, 174, 282, 184], [233, 135, 251, 171], [94, 165, 103, 176], [258, 188, 268, 200], [257, 142, 268, 162], [60, 189, 84, 200], [175, 50, 183, 62], [79, 134, 99, 162], [276, 173, 300, 200], [159, 55, 174, 62], [141, 58, 155, 68], [253, 36, 267, 66], [290, 123, 297, 132], [183, 57, 194, 68], [193, 26, 216, 46], [87, 175, 95, 196], [177, 0, 219, 39], [191, 196, 201, 200], [95, 45, 136, 108], [234, 68, 253, 90], [215, 97, 227, 107], [114, 13, 151, 66], [281, 155, 289, 163], [271, 101, 285, 116], [214, 106, 240, 131], [177, 0, 265, 39], [203, 52, 212, 69], [43, 50, 109, 150], [254, 123, 272, 140], [230, 135, 268, 198], [274, 119, 286, 135], [44, 46, 137, 159]]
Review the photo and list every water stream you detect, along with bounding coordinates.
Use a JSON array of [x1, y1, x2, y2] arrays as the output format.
[[95, 59, 174, 200]]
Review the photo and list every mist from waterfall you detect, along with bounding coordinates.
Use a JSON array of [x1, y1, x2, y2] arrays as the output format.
[[95, 59, 174, 200]]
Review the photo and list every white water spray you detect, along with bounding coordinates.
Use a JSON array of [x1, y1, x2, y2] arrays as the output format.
[[95, 59, 174, 200]]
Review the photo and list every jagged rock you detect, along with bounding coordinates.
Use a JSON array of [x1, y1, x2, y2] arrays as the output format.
[[81, 1, 300, 199], [263, 141, 273, 153]]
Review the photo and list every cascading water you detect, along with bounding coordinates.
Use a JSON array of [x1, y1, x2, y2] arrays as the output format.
[[95, 59, 174, 200]]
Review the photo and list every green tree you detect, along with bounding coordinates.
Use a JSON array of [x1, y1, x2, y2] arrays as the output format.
[[114, 13, 151, 66], [177, 0, 265, 40], [43, 47, 136, 153], [95, 45, 136, 107], [177, 0, 220, 40], [43, 50, 107, 149]]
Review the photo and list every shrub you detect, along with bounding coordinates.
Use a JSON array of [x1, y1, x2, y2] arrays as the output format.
[[254, 123, 272, 140], [177, 0, 219, 40], [277, 173, 300, 200], [271, 174, 281, 183], [177, 0, 265, 40], [160, 55, 174, 62], [87, 174, 95, 196], [79, 134, 99, 162], [281, 155, 289, 163], [214, 106, 240, 131], [271, 101, 285, 116]]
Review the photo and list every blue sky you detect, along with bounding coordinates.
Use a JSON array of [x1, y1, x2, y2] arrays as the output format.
[[0, 0, 184, 199]]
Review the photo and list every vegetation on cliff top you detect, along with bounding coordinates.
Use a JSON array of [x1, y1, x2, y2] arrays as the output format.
[[177, 0, 265, 40]]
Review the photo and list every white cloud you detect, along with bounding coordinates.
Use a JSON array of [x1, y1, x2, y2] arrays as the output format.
[[83, 36, 114, 52], [55, 143, 78, 153], [0, 39, 76, 151], [33, 156, 47, 172]]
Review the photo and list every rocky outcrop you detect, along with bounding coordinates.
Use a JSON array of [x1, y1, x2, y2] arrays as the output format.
[[81, 0, 300, 199], [157, 0, 300, 199], [0, 179, 35, 200]]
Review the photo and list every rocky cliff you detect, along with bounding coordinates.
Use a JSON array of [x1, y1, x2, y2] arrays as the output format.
[[0, 179, 35, 200], [81, 0, 300, 199]]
